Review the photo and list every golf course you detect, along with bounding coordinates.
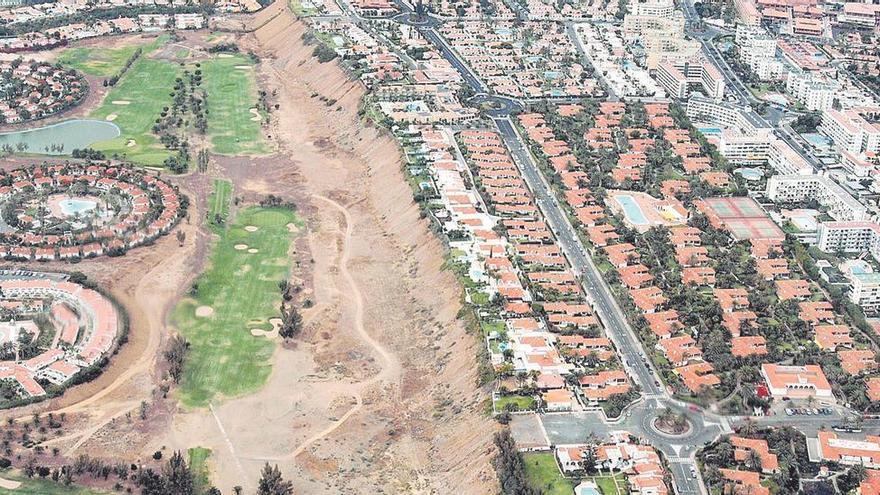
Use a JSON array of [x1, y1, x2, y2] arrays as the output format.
[[172, 189, 303, 406], [57, 38, 268, 166]]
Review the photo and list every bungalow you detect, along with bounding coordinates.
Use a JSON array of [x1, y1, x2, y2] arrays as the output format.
[[731, 336, 768, 357], [837, 349, 879, 376], [543, 388, 574, 412]]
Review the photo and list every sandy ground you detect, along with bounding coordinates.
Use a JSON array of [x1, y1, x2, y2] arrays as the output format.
[[0, 8, 497, 494]]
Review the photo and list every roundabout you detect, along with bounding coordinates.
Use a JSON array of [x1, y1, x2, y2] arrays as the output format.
[[0, 163, 186, 261], [468, 93, 524, 118]]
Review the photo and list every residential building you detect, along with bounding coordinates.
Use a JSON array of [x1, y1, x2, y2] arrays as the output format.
[[820, 107, 880, 156], [765, 174, 868, 221], [786, 70, 839, 111], [817, 431, 880, 467], [760, 363, 834, 400], [654, 56, 726, 101]]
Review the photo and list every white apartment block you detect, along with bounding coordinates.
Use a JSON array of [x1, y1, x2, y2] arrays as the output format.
[[714, 128, 774, 166], [629, 0, 677, 18], [686, 96, 766, 134], [654, 56, 725, 101], [767, 139, 813, 175], [817, 221, 880, 255], [766, 175, 869, 221], [850, 271, 880, 314], [820, 108, 880, 156], [786, 70, 839, 112]]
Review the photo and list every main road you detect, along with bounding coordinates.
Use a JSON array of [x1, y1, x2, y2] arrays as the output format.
[[495, 116, 720, 495]]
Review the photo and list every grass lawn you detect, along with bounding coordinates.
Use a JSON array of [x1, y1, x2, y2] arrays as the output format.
[[188, 447, 212, 493], [56, 36, 167, 77], [208, 179, 233, 228], [0, 471, 108, 494], [88, 56, 182, 165], [201, 54, 268, 155], [495, 394, 535, 411], [289, 0, 319, 16], [594, 474, 629, 495], [524, 453, 574, 495], [173, 206, 303, 407]]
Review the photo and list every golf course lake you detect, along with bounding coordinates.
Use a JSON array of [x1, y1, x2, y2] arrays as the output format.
[[0, 119, 120, 155]]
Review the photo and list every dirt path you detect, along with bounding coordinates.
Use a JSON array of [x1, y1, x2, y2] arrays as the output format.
[[243, 194, 401, 463]]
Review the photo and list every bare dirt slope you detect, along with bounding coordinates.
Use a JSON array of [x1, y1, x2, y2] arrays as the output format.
[[176, 6, 497, 492]]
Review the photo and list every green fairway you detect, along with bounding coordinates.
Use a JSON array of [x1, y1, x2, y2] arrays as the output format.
[[56, 36, 166, 77], [523, 453, 575, 495], [188, 447, 212, 493], [0, 472, 108, 495], [88, 57, 182, 165], [173, 206, 303, 407], [201, 54, 268, 155], [208, 179, 233, 229]]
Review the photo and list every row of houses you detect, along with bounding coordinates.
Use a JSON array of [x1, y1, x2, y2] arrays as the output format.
[[555, 433, 670, 495], [0, 60, 86, 124], [457, 127, 635, 411], [0, 13, 206, 52]]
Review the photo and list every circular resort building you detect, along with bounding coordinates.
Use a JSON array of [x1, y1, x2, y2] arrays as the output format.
[[0, 60, 87, 125], [0, 271, 122, 405], [0, 163, 186, 261]]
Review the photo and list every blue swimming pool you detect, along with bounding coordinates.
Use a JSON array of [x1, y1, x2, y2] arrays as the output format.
[[698, 127, 722, 137], [735, 167, 765, 181], [59, 198, 97, 216], [615, 194, 649, 225], [803, 133, 832, 148]]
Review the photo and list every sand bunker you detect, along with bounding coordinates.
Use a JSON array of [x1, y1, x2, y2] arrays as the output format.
[[249, 108, 260, 122], [286, 222, 299, 233], [195, 306, 214, 317], [244, 225, 259, 232], [247, 248, 259, 254], [111, 100, 131, 105], [126, 139, 136, 148], [250, 318, 282, 337], [106, 113, 118, 121], [234, 244, 249, 250], [0, 478, 20, 490], [234, 65, 250, 70], [218, 53, 234, 58]]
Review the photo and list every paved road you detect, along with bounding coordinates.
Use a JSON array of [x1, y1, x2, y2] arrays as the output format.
[[495, 116, 663, 398]]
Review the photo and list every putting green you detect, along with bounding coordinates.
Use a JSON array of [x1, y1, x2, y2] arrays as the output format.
[[173, 205, 303, 407]]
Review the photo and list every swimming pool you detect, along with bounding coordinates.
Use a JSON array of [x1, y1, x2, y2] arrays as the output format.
[[615, 194, 649, 225], [735, 167, 765, 181], [59, 198, 97, 216], [802, 133, 832, 148], [698, 127, 722, 137]]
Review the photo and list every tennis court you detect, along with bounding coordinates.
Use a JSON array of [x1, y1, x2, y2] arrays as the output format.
[[699, 197, 784, 241]]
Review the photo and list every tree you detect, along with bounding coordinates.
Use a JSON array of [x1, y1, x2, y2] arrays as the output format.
[[163, 451, 194, 495], [164, 335, 190, 384], [279, 305, 303, 339], [257, 463, 294, 495]]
